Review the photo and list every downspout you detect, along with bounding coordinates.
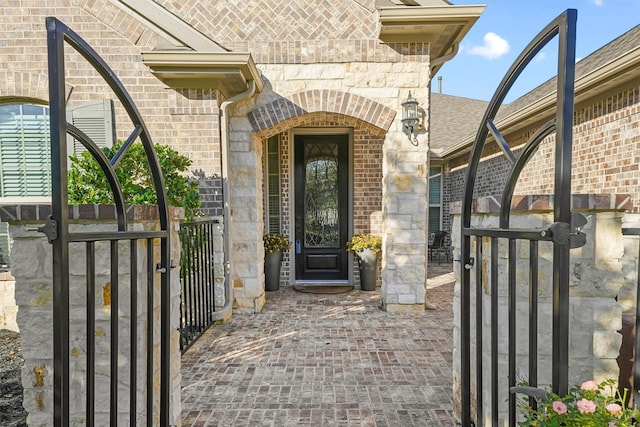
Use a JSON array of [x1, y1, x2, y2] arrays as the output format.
[[211, 80, 257, 321], [430, 43, 459, 76]]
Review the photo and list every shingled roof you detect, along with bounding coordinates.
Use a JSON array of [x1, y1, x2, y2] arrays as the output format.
[[429, 93, 488, 155]]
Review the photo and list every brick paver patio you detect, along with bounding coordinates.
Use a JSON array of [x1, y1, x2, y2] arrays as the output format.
[[181, 264, 456, 426]]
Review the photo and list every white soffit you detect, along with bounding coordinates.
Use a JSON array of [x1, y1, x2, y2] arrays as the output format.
[[378, 3, 485, 60], [141, 52, 264, 98]]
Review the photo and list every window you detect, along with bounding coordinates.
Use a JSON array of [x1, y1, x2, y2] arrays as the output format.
[[0, 100, 114, 270], [0, 103, 52, 270], [0, 104, 52, 197], [266, 135, 281, 233], [428, 165, 442, 233]]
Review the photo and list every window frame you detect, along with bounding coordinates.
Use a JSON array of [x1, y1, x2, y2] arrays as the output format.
[[428, 164, 443, 233]]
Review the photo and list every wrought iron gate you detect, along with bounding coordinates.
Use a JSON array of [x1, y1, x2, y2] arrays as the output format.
[[458, 10, 581, 426], [46, 18, 172, 426]]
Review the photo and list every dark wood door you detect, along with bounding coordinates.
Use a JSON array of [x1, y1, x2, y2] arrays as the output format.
[[294, 134, 348, 281]]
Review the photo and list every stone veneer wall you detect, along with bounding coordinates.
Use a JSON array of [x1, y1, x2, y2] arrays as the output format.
[[451, 194, 634, 424], [0, 204, 182, 426]]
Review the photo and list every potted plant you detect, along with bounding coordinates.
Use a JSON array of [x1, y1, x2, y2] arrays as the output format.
[[347, 233, 382, 291], [263, 233, 291, 291]]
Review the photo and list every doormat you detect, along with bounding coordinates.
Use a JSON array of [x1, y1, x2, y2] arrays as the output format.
[[293, 285, 354, 294]]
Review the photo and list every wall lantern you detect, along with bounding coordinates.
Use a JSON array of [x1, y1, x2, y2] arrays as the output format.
[[401, 91, 420, 145]]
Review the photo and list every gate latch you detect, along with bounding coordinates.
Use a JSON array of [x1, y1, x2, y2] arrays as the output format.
[[26, 216, 58, 243], [542, 212, 588, 249]]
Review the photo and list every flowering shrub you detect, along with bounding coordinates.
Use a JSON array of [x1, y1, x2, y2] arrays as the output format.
[[346, 234, 382, 255], [263, 233, 291, 254], [518, 379, 639, 426]]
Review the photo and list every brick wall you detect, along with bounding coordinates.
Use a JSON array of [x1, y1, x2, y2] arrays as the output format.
[[152, 0, 429, 65], [353, 131, 383, 234], [448, 87, 640, 214]]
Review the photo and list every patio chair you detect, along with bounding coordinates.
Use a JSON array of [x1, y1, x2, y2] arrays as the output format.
[[428, 231, 451, 264]]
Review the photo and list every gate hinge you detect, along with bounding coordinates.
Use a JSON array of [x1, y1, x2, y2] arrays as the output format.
[[541, 212, 589, 249], [26, 216, 58, 243]]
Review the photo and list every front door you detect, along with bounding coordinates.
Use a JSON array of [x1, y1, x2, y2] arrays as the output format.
[[294, 134, 349, 281]]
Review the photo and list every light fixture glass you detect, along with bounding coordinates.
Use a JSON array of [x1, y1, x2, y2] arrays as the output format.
[[401, 91, 419, 145]]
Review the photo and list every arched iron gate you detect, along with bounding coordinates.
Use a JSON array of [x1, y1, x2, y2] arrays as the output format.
[[458, 10, 582, 426], [46, 18, 172, 426]]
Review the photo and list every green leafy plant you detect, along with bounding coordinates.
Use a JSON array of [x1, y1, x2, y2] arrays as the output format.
[[346, 233, 382, 255], [68, 141, 201, 219], [263, 233, 291, 254], [518, 379, 639, 426]]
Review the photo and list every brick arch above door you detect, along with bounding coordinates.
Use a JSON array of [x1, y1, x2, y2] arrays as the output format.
[[248, 90, 396, 138]]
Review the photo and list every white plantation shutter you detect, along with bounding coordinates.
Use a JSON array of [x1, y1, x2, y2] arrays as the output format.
[[67, 99, 115, 154], [0, 104, 52, 197], [0, 103, 52, 269], [266, 135, 281, 233]]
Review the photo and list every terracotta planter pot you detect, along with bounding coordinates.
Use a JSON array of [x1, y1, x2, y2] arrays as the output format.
[[264, 251, 283, 291]]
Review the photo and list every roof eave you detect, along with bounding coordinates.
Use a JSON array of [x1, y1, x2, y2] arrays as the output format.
[[141, 51, 264, 98], [378, 5, 485, 69]]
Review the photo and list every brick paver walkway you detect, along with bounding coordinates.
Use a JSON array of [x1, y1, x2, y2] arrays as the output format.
[[181, 264, 456, 426]]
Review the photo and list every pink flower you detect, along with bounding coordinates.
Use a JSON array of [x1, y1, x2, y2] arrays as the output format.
[[552, 400, 567, 414], [580, 380, 599, 391], [576, 398, 597, 414], [606, 403, 623, 417]]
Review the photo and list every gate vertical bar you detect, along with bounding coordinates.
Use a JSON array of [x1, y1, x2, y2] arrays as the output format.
[[146, 239, 154, 425], [551, 9, 577, 397], [161, 235, 171, 426], [508, 239, 516, 426], [46, 17, 71, 427], [490, 238, 498, 425], [633, 233, 640, 409], [130, 240, 138, 427], [475, 238, 483, 427], [110, 241, 119, 426], [86, 242, 96, 426], [529, 241, 539, 409]]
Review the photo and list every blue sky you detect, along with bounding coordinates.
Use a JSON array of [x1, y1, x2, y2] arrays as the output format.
[[433, 0, 640, 103]]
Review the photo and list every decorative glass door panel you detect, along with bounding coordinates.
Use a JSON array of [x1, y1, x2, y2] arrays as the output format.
[[294, 134, 348, 281]]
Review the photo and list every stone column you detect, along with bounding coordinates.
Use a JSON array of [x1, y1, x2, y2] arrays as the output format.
[[381, 128, 429, 313], [227, 109, 266, 314]]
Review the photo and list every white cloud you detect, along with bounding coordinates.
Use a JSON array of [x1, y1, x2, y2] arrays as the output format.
[[533, 51, 547, 64], [467, 32, 510, 60], [590, 0, 604, 5]]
